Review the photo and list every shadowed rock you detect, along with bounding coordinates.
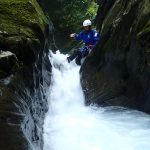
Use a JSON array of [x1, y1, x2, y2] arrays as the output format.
[[0, 51, 18, 78], [0, 0, 52, 150], [81, 0, 150, 113]]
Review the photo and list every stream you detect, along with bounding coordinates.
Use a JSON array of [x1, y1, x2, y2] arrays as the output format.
[[44, 51, 150, 150]]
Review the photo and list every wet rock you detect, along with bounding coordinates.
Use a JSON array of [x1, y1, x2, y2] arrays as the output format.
[[0, 51, 18, 78], [81, 0, 150, 113], [0, 0, 52, 150]]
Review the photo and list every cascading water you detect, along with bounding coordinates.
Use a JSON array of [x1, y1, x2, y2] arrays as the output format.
[[44, 51, 150, 150]]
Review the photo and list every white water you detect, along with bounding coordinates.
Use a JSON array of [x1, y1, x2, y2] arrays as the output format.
[[44, 51, 150, 150]]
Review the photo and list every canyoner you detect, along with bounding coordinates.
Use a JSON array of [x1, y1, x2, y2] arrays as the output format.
[[67, 19, 100, 65]]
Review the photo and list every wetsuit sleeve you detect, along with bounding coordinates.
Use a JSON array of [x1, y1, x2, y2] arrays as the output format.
[[74, 31, 83, 41], [93, 31, 100, 46]]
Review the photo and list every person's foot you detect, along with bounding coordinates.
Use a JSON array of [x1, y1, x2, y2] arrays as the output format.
[[67, 57, 71, 63]]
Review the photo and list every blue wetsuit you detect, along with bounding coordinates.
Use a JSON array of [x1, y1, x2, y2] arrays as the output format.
[[75, 29, 100, 50], [68, 29, 100, 65]]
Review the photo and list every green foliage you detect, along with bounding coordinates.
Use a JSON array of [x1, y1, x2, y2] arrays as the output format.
[[50, 0, 98, 32]]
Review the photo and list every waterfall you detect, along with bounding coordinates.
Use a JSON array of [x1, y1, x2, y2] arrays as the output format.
[[44, 51, 150, 150]]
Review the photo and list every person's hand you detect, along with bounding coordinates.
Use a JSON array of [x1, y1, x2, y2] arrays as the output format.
[[70, 33, 76, 38]]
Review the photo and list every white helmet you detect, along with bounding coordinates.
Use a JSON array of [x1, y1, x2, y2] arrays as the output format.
[[83, 19, 92, 27]]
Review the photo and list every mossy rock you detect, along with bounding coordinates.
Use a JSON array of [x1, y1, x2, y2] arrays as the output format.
[[0, 1, 52, 149], [0, 0, 49, 65], [0, 0, 48, 38]]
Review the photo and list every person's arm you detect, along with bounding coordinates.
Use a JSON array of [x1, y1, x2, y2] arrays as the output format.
[[70, 32, 83, 42], [74, 31, 83, 41]]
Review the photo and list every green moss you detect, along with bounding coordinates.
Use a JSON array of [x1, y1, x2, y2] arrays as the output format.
[[0, 0, 48, 38]]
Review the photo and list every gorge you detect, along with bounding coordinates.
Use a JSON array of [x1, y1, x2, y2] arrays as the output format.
[[0, 0, 150, 150]]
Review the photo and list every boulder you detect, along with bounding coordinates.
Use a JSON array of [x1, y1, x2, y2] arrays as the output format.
[[0, 0, 52, 150], [81, 0, 150, 113]]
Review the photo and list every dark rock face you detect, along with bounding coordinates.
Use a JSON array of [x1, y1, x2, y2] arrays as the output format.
[[0, 0, 52, 150], [81, 0, 150, 113], [0, 51, 18, 78]]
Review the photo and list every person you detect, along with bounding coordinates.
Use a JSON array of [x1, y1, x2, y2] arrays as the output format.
[[67, 19, 100, 65]]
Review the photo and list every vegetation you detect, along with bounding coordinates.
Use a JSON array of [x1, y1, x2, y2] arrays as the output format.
[[46, 0, 98, 33]]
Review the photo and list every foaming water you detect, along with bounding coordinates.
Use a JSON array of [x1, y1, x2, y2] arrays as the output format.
[[44, 51, 150, 150]]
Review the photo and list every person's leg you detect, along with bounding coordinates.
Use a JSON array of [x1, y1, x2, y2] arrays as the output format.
[[67, 50, 79, 63], [67, 49, 84, 63], [67, 47, 89, 65], [75, 51, 82, 65], [75, 47, 91, 65], [82, 50, 89, 57]]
